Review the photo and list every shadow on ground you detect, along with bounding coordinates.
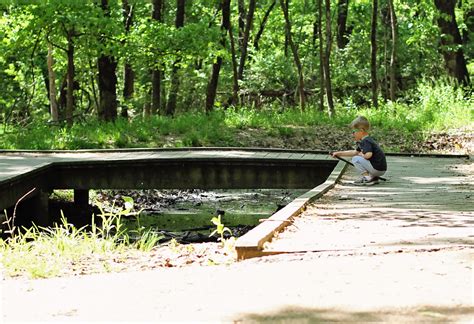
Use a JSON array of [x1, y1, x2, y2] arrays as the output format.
[[236, 305, 474, 323]]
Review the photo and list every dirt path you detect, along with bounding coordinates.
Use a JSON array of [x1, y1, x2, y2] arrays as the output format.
[[1, 156, 473, 322]]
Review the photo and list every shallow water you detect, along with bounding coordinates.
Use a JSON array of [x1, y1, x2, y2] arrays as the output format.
[[96, 189, 307, 241]]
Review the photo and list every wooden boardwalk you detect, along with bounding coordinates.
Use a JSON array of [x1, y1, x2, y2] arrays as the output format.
[[1, 150, 471, 260], [262, 155, 473, 254], [0, 149, 335, 221], [0, 148, 333, 183]]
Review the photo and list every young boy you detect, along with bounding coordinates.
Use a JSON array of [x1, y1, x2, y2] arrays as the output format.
[[331, 116, 387, 185]]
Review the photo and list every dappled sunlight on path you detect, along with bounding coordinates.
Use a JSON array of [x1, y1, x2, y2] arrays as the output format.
[[265, 156, 473, 252]]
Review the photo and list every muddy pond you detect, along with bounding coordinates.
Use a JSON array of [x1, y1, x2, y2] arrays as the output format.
[[50, 189, 306, 244]]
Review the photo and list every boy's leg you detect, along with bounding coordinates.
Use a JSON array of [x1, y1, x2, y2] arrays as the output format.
[[351, 156, 385, 179]]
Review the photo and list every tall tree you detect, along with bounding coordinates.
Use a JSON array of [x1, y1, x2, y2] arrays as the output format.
[[254, 0, 276, 51], [387, 0, 397, 101], [228, 12, 239, 106], [280, 0, 305, 111], [166, 0, 185, 116], [151, 0, 163, 115], [336, 0, 350, 49], [237, 0, 256, 81], [370, 0, 378, 107], [434, 0, 470, 86], [122, 0, 135, 118], [316, 0, 325, 111], [238, 0, 246, 48], [324, 0, 335, 116], [206, 0, 231, 112], [46, 42, 59, 122], [97, 0, 118, 122], [65, 28, 76, 125]]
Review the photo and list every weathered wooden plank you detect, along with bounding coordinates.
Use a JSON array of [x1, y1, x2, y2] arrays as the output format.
[[235, 160, 348, 259]]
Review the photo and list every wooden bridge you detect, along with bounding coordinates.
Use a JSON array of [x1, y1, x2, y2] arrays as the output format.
[[0, 148, 338, 227]]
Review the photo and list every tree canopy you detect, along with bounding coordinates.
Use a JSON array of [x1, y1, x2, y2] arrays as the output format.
[[0, 0, 471, 125]]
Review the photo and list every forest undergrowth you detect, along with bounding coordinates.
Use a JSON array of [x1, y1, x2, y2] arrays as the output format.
[[1, 83, 472, 154]]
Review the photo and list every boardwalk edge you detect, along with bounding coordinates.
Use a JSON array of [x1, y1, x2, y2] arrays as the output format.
[[235, 160, 348, 260]]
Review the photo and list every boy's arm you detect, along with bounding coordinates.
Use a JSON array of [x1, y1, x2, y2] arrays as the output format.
[[358, 140, 373, 159], [331, 150, 358, 157]]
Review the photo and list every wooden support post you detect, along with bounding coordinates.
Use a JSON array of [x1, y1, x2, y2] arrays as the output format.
[[74, 189, 89, 208], [28, 190, 50, 227]]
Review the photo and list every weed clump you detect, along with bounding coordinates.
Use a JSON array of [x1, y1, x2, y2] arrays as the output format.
[[0, 197, 162, 279]]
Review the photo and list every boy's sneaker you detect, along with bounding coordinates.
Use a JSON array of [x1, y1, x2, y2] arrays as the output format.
[[353, 177, 379, 186]]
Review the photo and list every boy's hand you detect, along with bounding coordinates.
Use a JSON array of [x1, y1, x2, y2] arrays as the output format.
[[330, 152, 339, 158]]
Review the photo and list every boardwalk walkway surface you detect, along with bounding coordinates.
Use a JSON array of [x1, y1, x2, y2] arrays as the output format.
[[0, 148, 331, 186], [266, 156, 473, 253], [0, 149, 327, 184], [2, 155, 473, 322]]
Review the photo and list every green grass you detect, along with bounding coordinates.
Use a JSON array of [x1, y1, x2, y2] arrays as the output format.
[[0, 82, 471, 151], [1, 200, 163, 279]]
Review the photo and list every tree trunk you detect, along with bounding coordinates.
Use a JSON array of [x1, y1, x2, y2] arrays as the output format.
[[66, 31, 75, 126], [228, 17, 239, 105], [98, 55, 118, 122], [280, 0, 305, 111], [97, 0, 118, 122], [284, 0, 289, 57], [206, 0, 231, 112], [370, 0, 378, 108], [151, 0, 163, 115], [89, 60, 99, 115], [122, 63, 134, 118], [382, 18, 389, 100], [238, 0, 246, 49], [434, 0, 470, 86], [237, 0, 256, 81], [324, 0, 335, 116], [336, 0, 349, 49], [317, 0, 324, 111], [47, 43, 59, 122], [122, 0, 134, 118], [166, 0, 185, 116], [387, 0, 397, 101], [206, 57, 224, 113], [254, 1, 276, 51]]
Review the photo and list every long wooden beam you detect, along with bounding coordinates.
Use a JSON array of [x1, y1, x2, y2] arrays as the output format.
[[235, 160, 348, 260]]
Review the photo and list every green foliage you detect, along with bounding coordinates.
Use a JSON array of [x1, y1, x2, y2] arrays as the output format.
[[355, 80, 473, 133], [209, 214, 232, 243], [0, 0, 471, 122], [209, 214, 235, 253], [0, 81, 470, 151], [0, 0, 471, 150]]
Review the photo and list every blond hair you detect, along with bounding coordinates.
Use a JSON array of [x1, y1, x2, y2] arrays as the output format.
[[350, 116, 370, 131]]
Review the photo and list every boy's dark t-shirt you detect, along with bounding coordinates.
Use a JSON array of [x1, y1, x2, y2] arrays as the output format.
[[356, 136, 387, 171]]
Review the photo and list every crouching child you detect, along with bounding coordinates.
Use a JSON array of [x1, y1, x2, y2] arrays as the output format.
[[331, 116, 387, 186]]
